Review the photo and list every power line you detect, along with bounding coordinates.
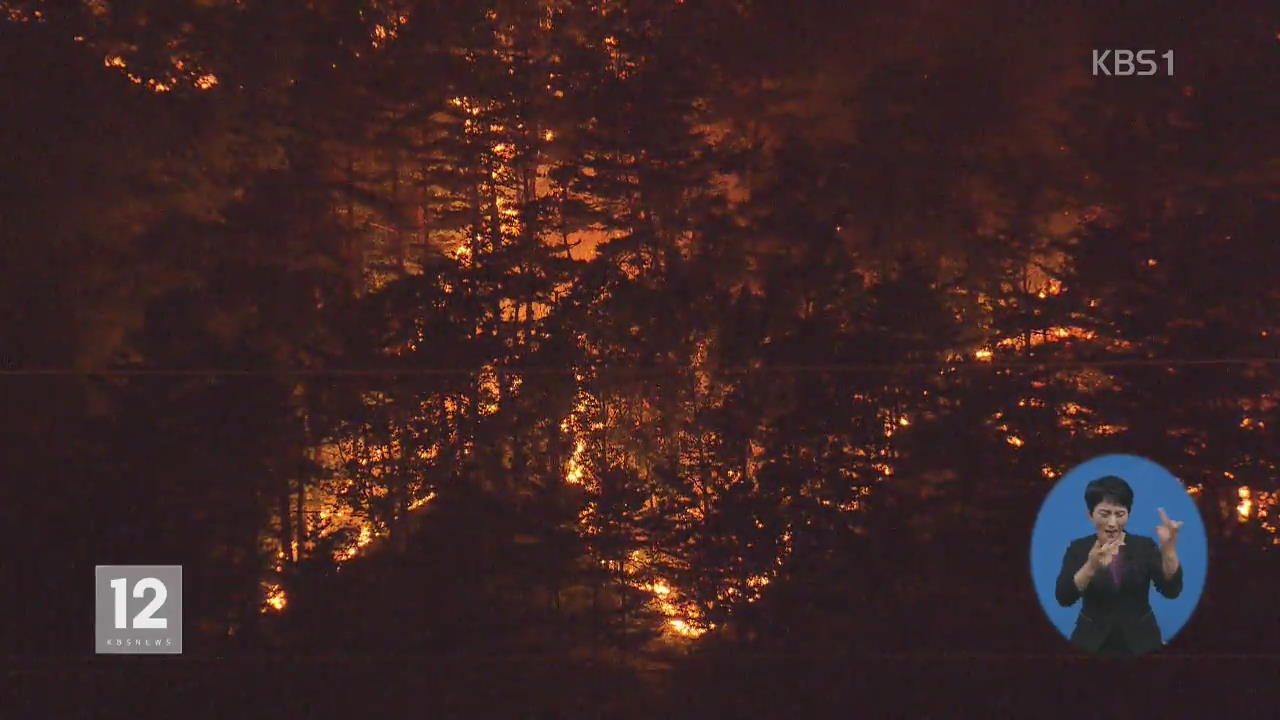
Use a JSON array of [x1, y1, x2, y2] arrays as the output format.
[[1, 356, 1279, 377]]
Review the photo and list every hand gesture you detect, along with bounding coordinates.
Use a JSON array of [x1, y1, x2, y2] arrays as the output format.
[[1156, 507, 1183, 551], [1087, 536, 1122, 571]]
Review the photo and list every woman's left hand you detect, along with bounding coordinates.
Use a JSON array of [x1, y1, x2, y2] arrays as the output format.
[[1156, 507, 1183, 551]]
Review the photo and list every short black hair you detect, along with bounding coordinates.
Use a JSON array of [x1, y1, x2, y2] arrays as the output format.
[[1085, 475, 1134, 513]]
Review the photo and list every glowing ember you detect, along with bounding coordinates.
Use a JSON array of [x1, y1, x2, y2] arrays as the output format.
[[1090, 424, 1125, 436], [98, 53, 219, 93]]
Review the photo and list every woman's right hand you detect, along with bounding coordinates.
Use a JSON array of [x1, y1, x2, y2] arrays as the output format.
[[1087, 537, 1121, 571]]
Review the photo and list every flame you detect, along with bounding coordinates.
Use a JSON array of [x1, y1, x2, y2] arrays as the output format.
[[99, 53, 218, 92], [408, 490, 437, 511], [995, 327, 1094, 352], [1006, 435, 1024, 448], [451, 242, 473, 264], [974, 349, 993, 361], [261, 583, 287, 613], [562, 393, 593, 485], [1238, 486, 1253, 522], [477, 366, 501, 416], [564, 438, 588, 485], [667, 618, 704, 637], [342, 525, 375, 560]]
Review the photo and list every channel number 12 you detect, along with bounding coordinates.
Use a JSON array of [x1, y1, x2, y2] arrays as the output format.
[[109, 577, 169, 629]]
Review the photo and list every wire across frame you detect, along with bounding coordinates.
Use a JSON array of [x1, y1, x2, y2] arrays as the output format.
[[2, 356, 1279, 377]]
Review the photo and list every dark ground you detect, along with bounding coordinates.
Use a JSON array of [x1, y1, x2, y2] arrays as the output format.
[[8, 532, 1278, 718], [8, 652, 1278, 718]]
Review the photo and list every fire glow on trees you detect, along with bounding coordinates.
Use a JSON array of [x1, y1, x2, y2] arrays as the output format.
[[68, 0, 1260, 646]]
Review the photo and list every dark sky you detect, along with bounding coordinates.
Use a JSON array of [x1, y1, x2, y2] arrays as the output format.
[[719, 0, 1275, 144]]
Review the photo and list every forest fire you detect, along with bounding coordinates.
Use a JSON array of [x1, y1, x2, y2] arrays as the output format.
[[7, 6, 1279, 715]]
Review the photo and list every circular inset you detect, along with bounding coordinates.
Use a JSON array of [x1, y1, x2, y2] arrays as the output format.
[[1029, 454, 1207, 655]]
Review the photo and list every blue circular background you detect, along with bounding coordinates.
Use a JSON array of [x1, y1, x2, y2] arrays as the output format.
[[1029, 454, 1208, 647]]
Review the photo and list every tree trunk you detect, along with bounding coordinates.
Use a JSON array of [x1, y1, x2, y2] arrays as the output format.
[[560, 186, 574, 259], [391, 148, 406, 275], [393, 414, 410, 553], [346, 155, 361, 288], [278, 473, 293, 565], [591, 581, 600, 659], [619, 568, 630, 653], [295, 466, 306, 559], [295, 400, 309, 560]]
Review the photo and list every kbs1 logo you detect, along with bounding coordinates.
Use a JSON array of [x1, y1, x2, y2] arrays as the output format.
[[1092, 49, 1174, 76], [95, 565, 182, 654]]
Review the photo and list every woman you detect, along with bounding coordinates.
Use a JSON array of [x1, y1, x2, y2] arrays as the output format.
[[1054, 475, 1184, 656]]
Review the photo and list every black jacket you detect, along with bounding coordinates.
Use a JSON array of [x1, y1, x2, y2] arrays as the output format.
[[1054, 533, 1184, 655]]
